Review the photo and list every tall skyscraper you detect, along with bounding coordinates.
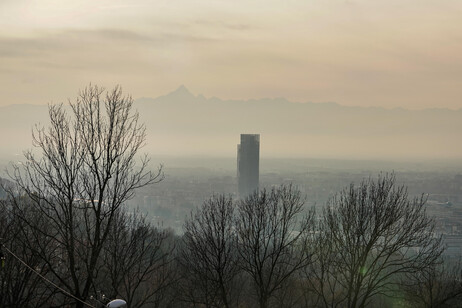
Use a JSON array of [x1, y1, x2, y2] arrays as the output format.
[[237, 134, 260, 197]]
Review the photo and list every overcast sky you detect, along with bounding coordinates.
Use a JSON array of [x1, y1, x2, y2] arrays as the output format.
[[1, 0, 462, 109]]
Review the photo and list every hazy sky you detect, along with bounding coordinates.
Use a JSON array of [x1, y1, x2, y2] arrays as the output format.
[[1, 0, 462, 109]]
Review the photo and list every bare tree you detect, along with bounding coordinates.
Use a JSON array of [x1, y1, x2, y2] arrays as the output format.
[[306, 174, 443, 308], [236, 184, 314, 308], [403, 257, 462, 308], [180, 194, 241, 308], [100, 209, 176, 308], [0, 197, 57, 308], [8, 85, 162, 307]]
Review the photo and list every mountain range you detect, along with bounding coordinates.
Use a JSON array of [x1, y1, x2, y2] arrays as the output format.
[[1, 86, 461, 161]]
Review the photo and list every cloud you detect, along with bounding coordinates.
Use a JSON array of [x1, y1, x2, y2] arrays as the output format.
[[193, 19, 255, 31], [71, 28, 153, 42], [0, 36, 61, 58], [0, 27, 219, 61], [64, 28, 218, 44]]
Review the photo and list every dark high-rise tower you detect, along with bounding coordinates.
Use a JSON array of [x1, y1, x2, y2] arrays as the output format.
[[237, 134, 260, 197]]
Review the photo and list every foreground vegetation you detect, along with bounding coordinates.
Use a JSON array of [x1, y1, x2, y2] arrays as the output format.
[[3, 175, 460, 308]]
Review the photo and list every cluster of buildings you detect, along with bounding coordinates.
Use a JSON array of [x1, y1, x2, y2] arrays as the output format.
[[133, 133, 462, 259]]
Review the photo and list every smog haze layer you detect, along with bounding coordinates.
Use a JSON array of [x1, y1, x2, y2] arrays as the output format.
[[0, 86, 461, 167]]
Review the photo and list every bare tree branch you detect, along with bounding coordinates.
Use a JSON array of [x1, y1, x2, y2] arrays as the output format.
[[7, 84, 162, 307]]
